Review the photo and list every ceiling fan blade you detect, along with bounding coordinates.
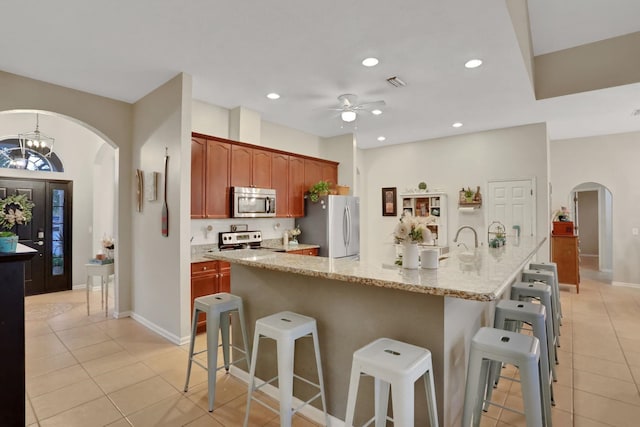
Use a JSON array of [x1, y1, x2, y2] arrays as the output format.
[[337, 94, 358, 108], [356, 100, 386, 110]]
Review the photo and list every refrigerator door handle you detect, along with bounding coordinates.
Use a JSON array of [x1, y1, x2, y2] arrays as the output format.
[[343, 206, 348, 247], [346, 205, 351, 248]]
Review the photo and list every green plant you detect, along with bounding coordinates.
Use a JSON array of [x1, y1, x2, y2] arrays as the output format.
[[464, 187, 474, 199], [308, 180, 331, 202], [0, 231, 15, 237], [418, 182, 427, 190]]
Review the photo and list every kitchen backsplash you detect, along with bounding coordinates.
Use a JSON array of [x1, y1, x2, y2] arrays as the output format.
[[191, 217, 296, 246]]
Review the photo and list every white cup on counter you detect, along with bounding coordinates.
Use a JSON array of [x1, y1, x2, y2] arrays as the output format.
[[421, 249, 439, 269]]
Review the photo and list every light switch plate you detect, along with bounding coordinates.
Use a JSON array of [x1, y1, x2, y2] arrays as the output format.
[[633, 228, 639, 236]]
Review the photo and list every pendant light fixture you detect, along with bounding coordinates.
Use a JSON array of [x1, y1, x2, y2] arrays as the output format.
[[19, 113, 55, 158]]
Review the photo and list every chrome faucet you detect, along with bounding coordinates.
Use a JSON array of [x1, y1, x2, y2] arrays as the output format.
[[454, 226, 478, 248]]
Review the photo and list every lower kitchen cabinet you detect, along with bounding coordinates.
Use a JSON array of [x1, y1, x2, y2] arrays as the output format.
[[551, 235, 580, 293], [287, 247, 319, 256], [190, 260, 231, 332]]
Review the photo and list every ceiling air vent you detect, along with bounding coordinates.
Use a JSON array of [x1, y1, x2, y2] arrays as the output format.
[[632, 109, 640, 117], [386, 76, 406, 88]]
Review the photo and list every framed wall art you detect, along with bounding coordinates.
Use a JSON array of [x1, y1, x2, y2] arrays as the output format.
[[382, 187, 397, 216]]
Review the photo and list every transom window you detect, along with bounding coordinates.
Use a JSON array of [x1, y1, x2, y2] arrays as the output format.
[[0, 138, 64, 172]]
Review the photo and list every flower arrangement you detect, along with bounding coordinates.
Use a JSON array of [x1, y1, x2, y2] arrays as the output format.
[[394, 214, 432, 244], [0, 193, 34, 237], [288, 225, 301, 243], [552, 206, 571, 222], [101, 235, 115, 250]]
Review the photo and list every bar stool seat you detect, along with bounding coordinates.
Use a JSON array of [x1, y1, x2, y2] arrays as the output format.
[[244, 311, 328, 427], [487, 300, 554, 426], [522, 269, 562, 336], [511, 282, 559, 370], [184, 292, 251, 412], [529, 262, 563, 321], [344, 338, 439, 427], [463, 327, 543, 427]]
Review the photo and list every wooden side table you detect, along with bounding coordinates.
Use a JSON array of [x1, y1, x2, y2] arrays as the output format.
[[85, 262, 115, 316]]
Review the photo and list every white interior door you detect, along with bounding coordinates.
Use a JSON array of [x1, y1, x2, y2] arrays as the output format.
[[487, 179, 534, 237]]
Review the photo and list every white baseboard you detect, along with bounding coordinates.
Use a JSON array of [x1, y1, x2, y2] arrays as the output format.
[[129, 312, 183, 345], [613, 281, 640, 289], [113, 310, 132, 319], [229, 366, 343, 426], [72, 283, 109, 291]]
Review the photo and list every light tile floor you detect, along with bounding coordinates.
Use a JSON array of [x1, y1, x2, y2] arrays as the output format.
[[24, 271, 640, 426]]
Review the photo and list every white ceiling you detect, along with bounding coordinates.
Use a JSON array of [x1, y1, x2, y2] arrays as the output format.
[[1, 0, 639, 149]]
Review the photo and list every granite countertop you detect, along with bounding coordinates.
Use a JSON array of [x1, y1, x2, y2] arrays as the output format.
[[203, 236, 546, 301], [190, 239, 320, 263]]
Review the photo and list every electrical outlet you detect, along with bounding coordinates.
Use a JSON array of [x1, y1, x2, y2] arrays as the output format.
[[633, 228, 639, 236]]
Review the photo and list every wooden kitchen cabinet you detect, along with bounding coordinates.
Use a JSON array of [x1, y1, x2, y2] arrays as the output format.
[[190, 260, 231, 332], [551, 235, 580, 293], [271, 152, 289, 217], [191, 137, 206, 218], [252, 148, 272, 188], [321, 162, 338, 187], [288, 156, 305, 217], [204, 139, 231, 218], [304, 159, 323, 190], [230, 145, 253, 187], [287, 247, 319, 256]]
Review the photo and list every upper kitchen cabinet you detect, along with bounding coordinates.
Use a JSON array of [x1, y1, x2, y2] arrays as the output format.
[[230, 145, 252, 187], [191, 136, 231, 219], [304, 158, 339, 191], [321, 162, 338, 187], [288, 156, 305, 217], [252, 148, 272, 188], [231, 145, 272, 188], [271, 152, 289, 217], [191, 137, 206, 218], [204, 138, 231, 218]]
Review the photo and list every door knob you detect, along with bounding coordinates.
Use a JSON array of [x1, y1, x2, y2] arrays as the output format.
[[36, 241, 44, 246]]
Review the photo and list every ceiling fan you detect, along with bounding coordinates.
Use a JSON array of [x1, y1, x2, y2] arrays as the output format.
[[329, 94, 386, 123]]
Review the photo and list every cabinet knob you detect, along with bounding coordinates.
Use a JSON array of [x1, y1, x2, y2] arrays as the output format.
[[203, 267, 207, 270]]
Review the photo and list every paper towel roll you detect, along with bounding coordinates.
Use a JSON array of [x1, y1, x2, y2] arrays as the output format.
[[421, 249, 439, 269]]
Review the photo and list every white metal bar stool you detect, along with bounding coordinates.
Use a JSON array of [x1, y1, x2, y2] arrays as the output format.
[[344, 338, 439, 427], [522, 269, 561, 339], [486, 300, 554, 426], [243, 311, 328, 427], [184, 292, 251, 412], [463, 327, 542, 427], [529, 262, 563, 321], [511, 282, 559, 372]]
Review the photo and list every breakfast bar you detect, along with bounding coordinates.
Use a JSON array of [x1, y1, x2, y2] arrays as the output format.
[[206, 236, 546, 426]]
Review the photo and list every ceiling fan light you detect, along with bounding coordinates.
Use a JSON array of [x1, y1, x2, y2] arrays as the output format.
[[341, 111, 357, 122]]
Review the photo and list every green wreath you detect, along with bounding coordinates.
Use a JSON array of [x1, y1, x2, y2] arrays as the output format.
[[0, 194, 34, 233]]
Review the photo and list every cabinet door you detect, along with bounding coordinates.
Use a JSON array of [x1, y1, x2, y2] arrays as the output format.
[[272, 153, 289, 217], [205, 139, 231, 218], [304, 159, 323, 191], [191, 272, 216, 331], [217, 261, 231, 293], [252, 149, 272, 188], [289, 156, 305, 217], [321, 162, 338, 187], [191, 137, 206, 218], [231, 145, 253, 187]]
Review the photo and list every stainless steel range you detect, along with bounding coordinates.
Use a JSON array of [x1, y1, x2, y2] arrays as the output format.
[[218, 230, 263, 250]]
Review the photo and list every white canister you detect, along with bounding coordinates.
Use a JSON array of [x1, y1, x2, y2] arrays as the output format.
[[421, 249, 439, 269]]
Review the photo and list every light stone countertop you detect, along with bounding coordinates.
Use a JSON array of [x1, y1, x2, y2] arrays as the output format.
[[202, 236, 546, 301]]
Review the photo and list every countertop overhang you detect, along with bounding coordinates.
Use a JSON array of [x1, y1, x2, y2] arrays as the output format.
[[204, 236, 546, 301]]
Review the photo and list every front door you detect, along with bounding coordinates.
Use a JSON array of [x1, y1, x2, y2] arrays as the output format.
[[487, 179, 534, 237], [0, 178, 72, 295]]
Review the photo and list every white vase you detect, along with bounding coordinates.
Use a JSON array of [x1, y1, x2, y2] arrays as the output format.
[[402, 242, 419, 269]]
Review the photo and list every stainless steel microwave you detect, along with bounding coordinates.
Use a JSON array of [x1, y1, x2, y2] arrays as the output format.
[[232, 187, 276, 218]]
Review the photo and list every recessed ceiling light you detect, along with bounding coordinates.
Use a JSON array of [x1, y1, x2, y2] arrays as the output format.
[[362, 57, 379, 67], [452, 122, 463, 128], [371, 109, 382, 115], [377, 136, 386, 142], [464, 59, 483, 69], [266, 93, 280, 100]]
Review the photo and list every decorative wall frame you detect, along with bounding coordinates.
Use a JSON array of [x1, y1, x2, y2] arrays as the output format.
[[382, 187, 397, 216], [145, 171, 158, 201]]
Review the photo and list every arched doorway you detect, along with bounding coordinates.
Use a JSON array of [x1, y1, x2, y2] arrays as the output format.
[[570, 182, 613, 283], [0, 111, 119, 308]]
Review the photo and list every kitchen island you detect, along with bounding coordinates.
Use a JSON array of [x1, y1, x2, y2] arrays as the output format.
[[206, 236, 545, 426]]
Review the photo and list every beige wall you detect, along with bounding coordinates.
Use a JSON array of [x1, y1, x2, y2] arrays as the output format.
[[0, 70, 134, 313], [361, 123, 550, 263], [551, 131, 640, 284], [577, 190, 599, 255]]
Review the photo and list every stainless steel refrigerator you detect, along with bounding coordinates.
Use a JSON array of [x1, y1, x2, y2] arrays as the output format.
[[298, 195, 360, 259]]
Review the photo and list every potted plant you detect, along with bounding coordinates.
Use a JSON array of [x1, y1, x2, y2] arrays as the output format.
[[464, 187, 474, 203], [308, 180, 331, 202], [0, 193, 34, 252]]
